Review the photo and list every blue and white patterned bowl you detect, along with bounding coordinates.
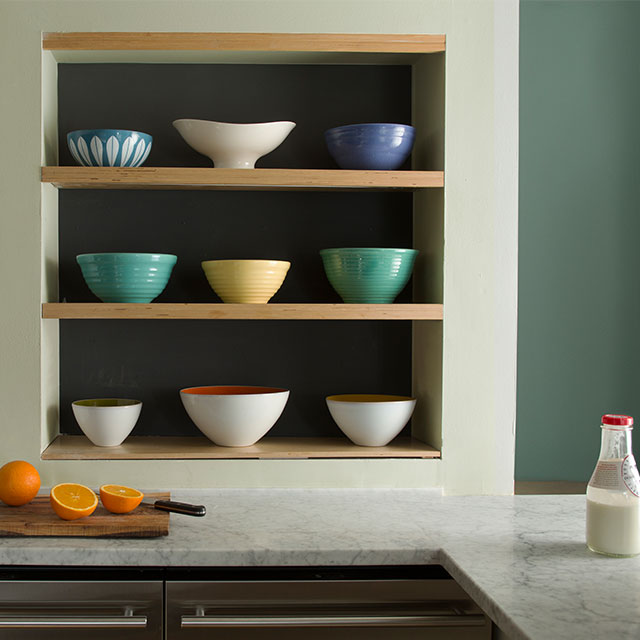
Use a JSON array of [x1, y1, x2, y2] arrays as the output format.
[[67, 129, 153, 167]]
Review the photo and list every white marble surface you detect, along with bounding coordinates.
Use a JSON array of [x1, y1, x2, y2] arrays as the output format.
[[1, 490, 639, 640]]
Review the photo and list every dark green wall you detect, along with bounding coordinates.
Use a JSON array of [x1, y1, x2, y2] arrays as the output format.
[[517, 0, 640, 481]]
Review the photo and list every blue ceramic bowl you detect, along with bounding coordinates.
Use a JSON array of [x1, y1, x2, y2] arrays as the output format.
[[67, 129, 153, 167], [76, 253, 177, 303], [320, 248, 418, 303], [324, 123, 415, 170]]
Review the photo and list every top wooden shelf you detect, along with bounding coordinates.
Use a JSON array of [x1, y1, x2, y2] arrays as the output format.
[[41, 167, 444, 191], [43, 32, 446, 54]]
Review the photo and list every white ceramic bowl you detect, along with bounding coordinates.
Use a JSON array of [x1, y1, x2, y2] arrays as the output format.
[[71, 398, 142, 447], [172, 119, 296, 168], [326, 394, 416, 447], [180, 386, 290, 447]]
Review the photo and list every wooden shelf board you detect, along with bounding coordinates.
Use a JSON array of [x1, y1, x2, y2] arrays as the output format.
[[42, 303, 443, 321], [47, 51, 434, 65], [41, 436, 440, 460], [41, 167, 443, 191], [43, 32, 445, 54]]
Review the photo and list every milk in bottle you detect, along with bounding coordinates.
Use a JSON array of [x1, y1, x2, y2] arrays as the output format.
[[586, 414, 640, 557]]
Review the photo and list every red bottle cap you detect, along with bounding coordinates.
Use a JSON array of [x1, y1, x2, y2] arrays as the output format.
[[601, 414, 634, 427]]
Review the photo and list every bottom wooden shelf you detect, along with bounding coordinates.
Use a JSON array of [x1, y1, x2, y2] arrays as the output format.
[[41, 436, 440, 460]]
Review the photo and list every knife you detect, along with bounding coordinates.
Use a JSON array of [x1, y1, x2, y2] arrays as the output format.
[[149, 499, 206, 517]]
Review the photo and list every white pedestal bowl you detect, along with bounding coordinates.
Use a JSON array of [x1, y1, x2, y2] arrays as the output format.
[[173, 119, 296, 168]]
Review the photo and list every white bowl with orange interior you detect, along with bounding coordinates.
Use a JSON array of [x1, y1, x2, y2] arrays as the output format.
[[180, 385, 289, 447]]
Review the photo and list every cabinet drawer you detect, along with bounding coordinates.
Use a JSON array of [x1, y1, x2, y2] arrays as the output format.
[[0, 581, 162, 640], [167, 579, 491, 639]]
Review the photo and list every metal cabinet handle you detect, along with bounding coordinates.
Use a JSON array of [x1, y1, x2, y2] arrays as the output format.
[[0, 612, 148, 629], [181, 613, 486, 628]]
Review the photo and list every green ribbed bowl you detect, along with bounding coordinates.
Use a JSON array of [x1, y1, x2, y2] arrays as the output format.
[[76, 253, 177, 303], [319, 248, 418, 304]]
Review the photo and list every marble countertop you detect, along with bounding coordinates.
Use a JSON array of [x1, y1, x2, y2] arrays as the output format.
[[1, 489, 639, 640]]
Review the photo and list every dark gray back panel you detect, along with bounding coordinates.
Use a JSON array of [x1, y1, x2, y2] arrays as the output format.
[[58, 190, 412, 304], [58, 64, 413, 437], [59, 320, 412, 438], [58, 63, 411, 169]]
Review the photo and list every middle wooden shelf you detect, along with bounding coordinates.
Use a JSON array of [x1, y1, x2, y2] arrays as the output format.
[[43, 303, 443, 320], [41, 167, 444, 191]]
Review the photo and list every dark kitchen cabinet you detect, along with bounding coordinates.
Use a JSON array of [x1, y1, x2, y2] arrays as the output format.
[[0, 565, 491, 639]]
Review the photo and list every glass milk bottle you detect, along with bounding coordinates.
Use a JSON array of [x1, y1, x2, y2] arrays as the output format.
[[586, 414, 640, 556]]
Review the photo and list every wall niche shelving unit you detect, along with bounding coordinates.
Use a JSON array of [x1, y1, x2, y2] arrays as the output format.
[[40, 32, 445, 462]]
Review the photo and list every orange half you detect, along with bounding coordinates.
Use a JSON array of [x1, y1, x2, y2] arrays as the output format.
[[99, 484, 144, 514], [50, 483, 98, 520]]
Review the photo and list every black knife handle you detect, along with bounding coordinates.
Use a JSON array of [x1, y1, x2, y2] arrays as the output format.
[[154, 500, 206, 517]]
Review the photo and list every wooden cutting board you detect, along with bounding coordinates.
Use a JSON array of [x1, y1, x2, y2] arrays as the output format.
[[0, 491, 170, 538]]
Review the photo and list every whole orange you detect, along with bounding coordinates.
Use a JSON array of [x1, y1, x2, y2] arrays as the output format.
[[0, 460, 41, 506]]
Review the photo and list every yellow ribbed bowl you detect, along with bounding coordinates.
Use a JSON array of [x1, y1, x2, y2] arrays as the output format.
[[201, 259, 291, 303]]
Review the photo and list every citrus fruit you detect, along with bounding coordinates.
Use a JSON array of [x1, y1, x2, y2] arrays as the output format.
[[0, 460, 41, 506], [50, 483, 98, 520], [99, 484, 144, 514]]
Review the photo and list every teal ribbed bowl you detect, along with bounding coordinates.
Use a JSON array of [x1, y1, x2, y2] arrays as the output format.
[[76, 253, 177, 303], [319, 248, 418, 303]]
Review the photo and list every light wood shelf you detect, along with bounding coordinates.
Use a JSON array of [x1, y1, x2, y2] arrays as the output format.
[[41, 435, 440, 460], [41, 167, 443, 191], [42, 303, 443, 321], [43, 32, 445, 54]]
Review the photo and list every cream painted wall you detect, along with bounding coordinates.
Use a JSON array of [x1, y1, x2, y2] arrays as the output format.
[[0, 0, 518, 494]]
